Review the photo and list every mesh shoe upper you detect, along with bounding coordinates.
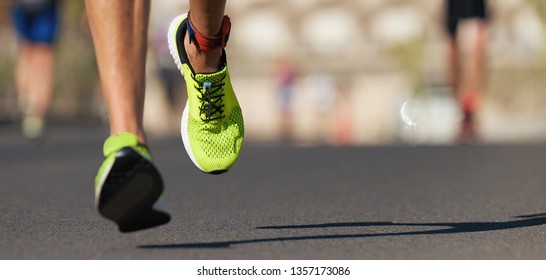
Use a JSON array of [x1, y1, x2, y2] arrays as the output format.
[[169, 13, 244, 173]]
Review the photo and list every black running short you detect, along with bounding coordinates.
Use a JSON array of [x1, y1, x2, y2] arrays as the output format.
[[445, 0, 489, 36]]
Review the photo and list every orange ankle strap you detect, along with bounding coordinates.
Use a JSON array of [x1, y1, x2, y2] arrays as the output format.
[[187, 13, 231, 51]]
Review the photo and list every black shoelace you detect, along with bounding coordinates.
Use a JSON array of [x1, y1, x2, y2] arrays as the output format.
[[194, 76, 226, 122]]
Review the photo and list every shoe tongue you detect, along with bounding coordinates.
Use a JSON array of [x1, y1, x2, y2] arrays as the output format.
[[194, 65, 227, 84], [103, 132, 139, 157]]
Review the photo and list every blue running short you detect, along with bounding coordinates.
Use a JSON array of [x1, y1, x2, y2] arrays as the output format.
[[12, 0, 59, 44]]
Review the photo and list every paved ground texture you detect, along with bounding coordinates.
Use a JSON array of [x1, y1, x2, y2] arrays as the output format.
[[1, 122, 546, 259]]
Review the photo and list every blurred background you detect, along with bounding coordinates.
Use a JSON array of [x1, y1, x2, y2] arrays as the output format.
[[2, 0, 546, 145]]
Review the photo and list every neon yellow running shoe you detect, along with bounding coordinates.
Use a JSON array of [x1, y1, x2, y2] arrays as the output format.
[[95, 133, 170, 232], [168, 13, 244, 174]]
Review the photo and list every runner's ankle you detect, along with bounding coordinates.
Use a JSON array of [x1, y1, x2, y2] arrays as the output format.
[[184, 32, 223, 74]]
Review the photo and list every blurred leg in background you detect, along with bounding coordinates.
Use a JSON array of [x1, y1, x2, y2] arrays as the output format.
[[273, 56, 297, 142], [11, 0, 59, 141], [445, 0, 489, 143]]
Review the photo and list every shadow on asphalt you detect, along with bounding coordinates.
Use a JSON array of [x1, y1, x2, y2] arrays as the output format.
[[138, 213, 546, 249]]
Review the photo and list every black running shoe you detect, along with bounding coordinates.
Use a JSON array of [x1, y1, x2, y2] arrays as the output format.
[[95, 133, 170, 232]]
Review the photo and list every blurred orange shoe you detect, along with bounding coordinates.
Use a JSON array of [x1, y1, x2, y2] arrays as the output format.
[[460, 90, 481, 114], [457, 90, 481, 144]]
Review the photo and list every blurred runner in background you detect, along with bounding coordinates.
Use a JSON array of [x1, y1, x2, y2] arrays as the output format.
[[445, 0, 489, 143], [11, 0, 59, 141], [272, 56, 297, 142]]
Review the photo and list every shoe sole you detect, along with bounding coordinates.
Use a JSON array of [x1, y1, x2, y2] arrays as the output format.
[[97, 148, 170, 232], [168, 13, 227, 174]]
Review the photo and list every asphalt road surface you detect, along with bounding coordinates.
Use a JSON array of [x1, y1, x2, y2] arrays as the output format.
[[2, 122, 546, 259]]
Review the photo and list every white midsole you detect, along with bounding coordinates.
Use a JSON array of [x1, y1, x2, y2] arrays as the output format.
[[181, 102, 205, 172], [95, 162, 113, 206], [167, 13, 187, 73]]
